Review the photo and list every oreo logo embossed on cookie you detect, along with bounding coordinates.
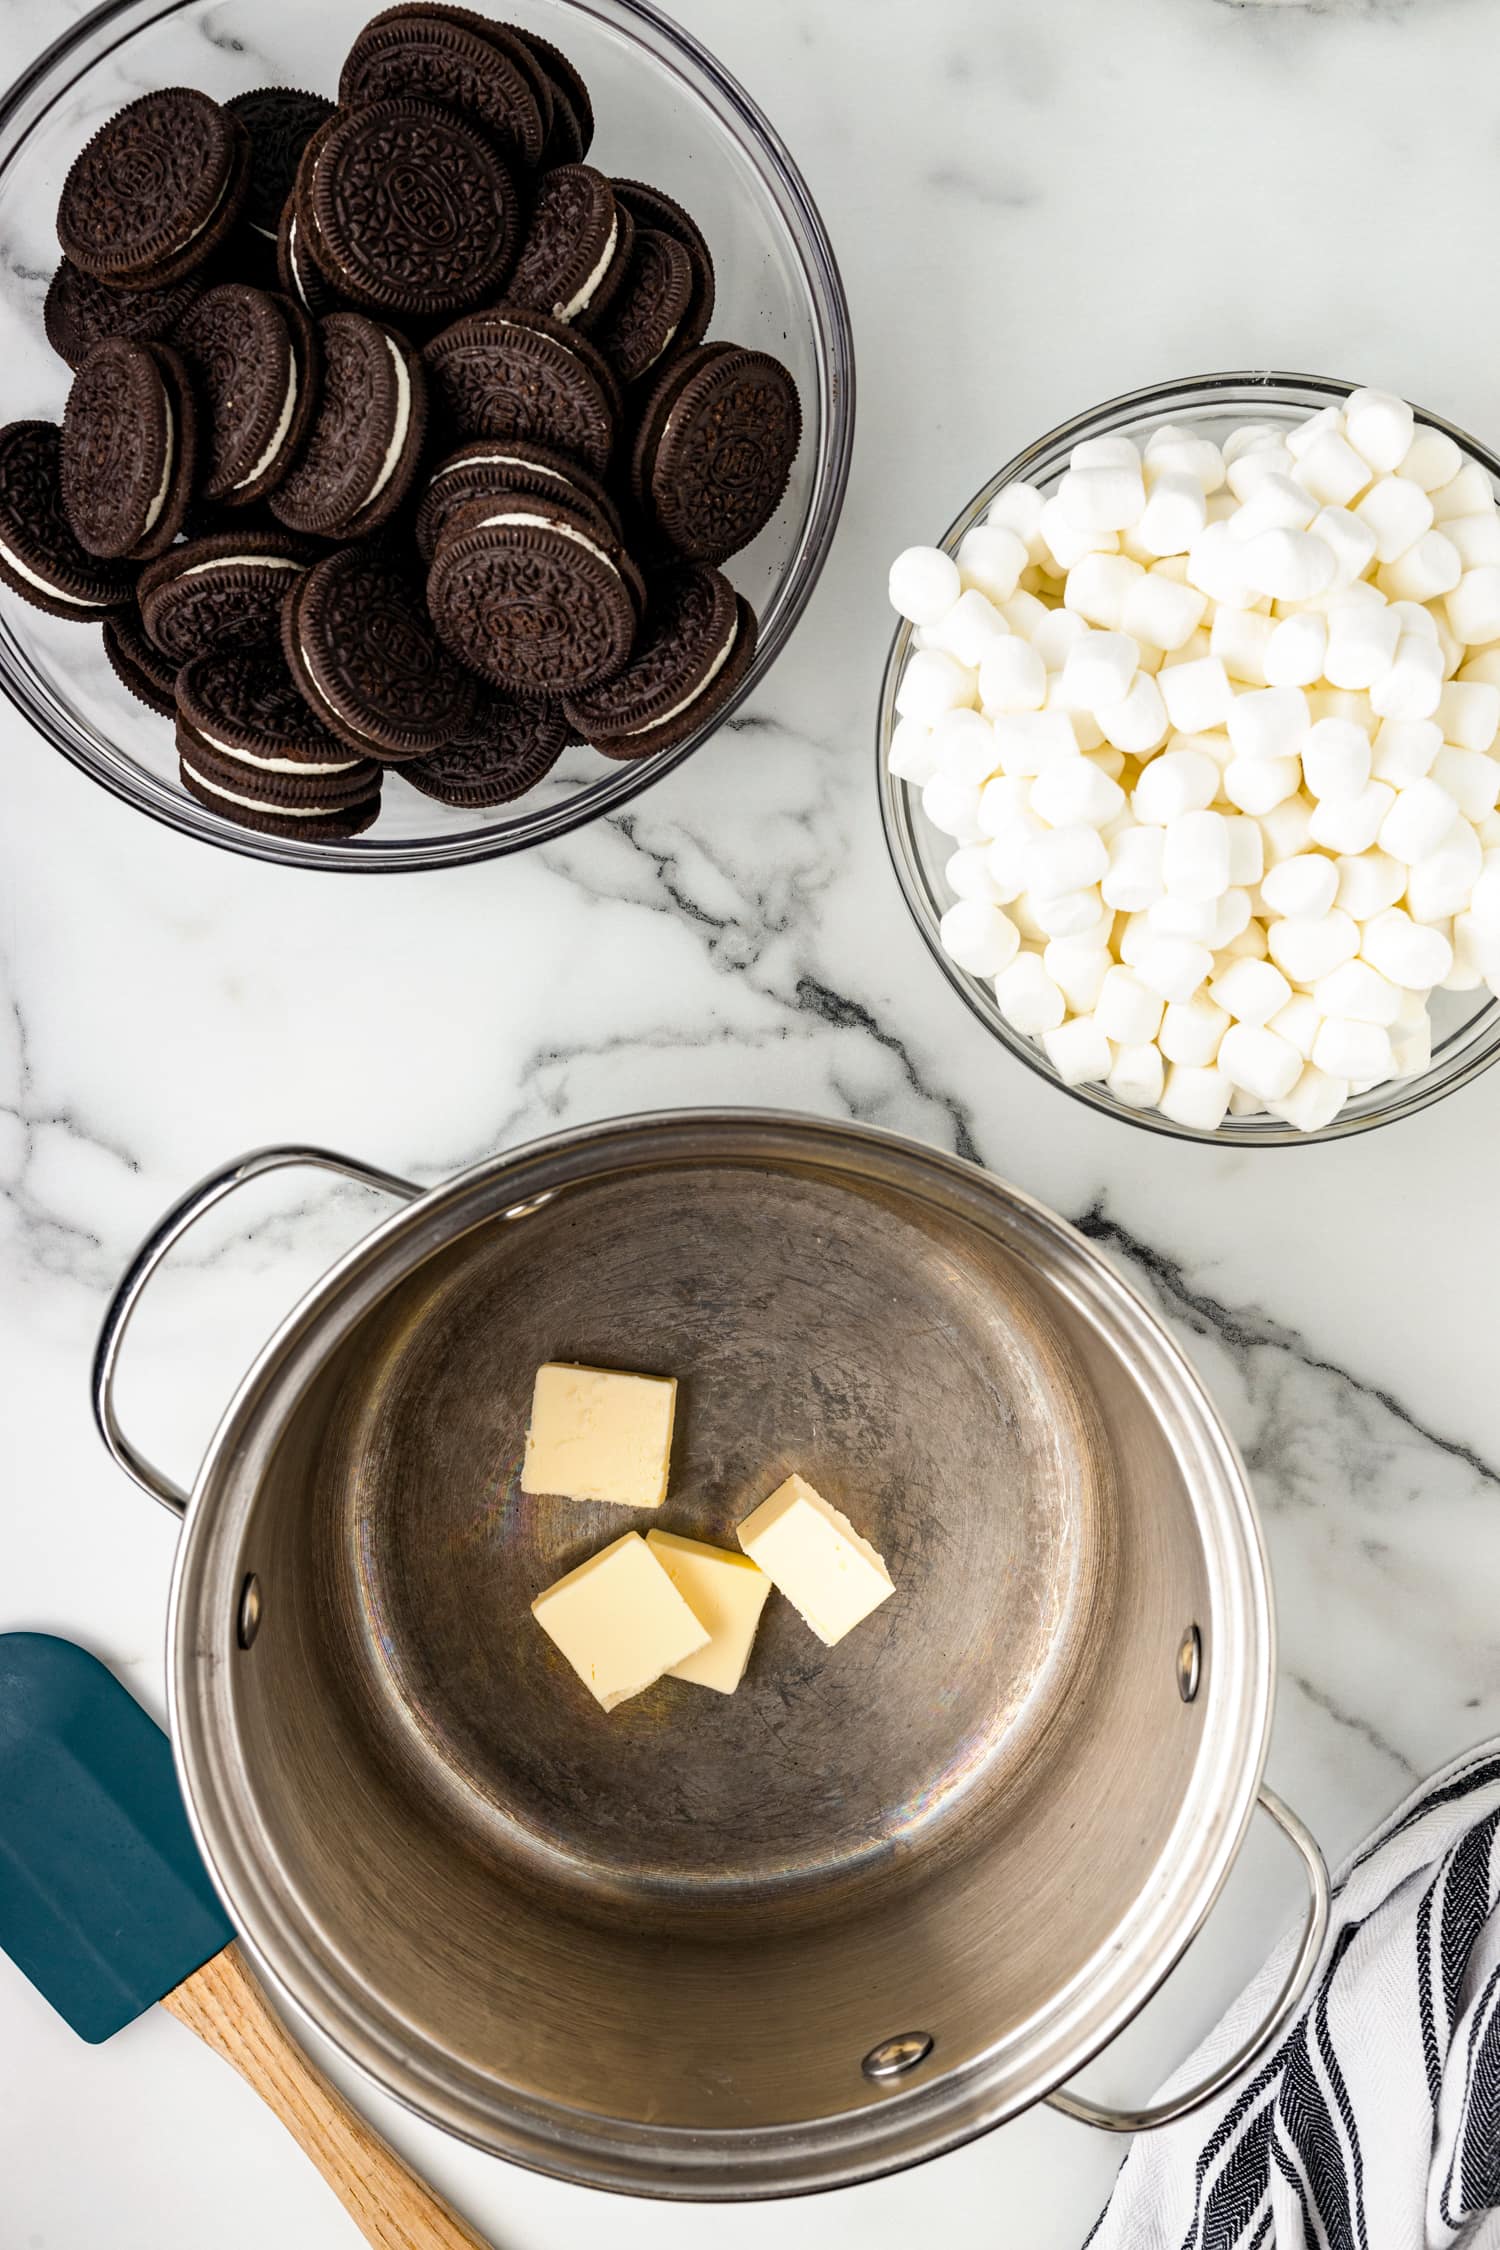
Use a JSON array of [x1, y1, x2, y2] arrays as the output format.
[[57, 88, 250, 289], [427, 495, 638, 696]]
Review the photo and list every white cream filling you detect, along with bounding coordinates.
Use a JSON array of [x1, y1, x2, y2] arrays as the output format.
[[555, 212, 618, 322], [433, 451, 571, 488], [296, 635, 366, 739], [198, 725, 358, 775], [183, 761, 341, 816], [288, 215, 313, 311], [476, 510, 620, 580], [357, 335, 412, 515], [624, 616, 739, 734], [141, 397, 175, 535], [234, 353, 299, 489], [0, 534, 111, 607], [179, 555, 305, 578]]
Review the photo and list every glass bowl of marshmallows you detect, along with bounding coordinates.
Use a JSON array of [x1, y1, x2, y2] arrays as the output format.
[[878, 372, 1500, 1142]]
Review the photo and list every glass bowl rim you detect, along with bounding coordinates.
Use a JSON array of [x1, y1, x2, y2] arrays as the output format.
[[0, 0, 856, 873], [877, 367, 1500, 1148]]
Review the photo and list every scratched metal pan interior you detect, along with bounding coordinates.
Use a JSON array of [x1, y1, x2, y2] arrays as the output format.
[[182, 1118, 1263, 2193]]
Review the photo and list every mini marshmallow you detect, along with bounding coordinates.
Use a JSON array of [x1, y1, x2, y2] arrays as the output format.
[[1376, 530, 1462, 602], [921, 771, 985, 842], [1428, 605, 1466, 679], [1158, 993, 1230, 1065], [1447, 913, 1497, 989], [1227, 685, 1310, 763], [1378, 777, 1460, 863], [1314, 959, 1401, 1025], [1136, 471, 1208, 558], [1429, 462, 1495, 522], [931, 707, 1002, 786], [1060, 631, 1138, 712], [1223, 815, 1264, 887], [1223, 424, 1282, 466], [1312, 1016, 1392, 1082], [1072, 437, 1143, 472], [1302, 718, 1372, 800], [1230, 473, 1317, 540], [1223, 756, 1302, 816], [1149, 894, 1221, 944], [992, 708, 1081, 776], [945, 845, 1007, 902], [1044, 940, 1113, 1012], [1146, 425, 1226, 492], [1123, 571, 1207, 652], [1030, 757, 1127, 830], [1270, 1064, 1350, 1133], [1310, 505, 1378, 589], [1101, 823, 1167, 909], [1446, 566, 1500, 646], [1158, 1063, 1232, 1132], [1352, 475, 1434, 564], [1390, 1008, 1433, 1078], [1264, 611, 1327, 688], [1369, 634, 1444, 720], [1031, 606, 1090, 671], [1261, 852, 1339, 920], [940, 899, 1021, 976], [1308, 782, 1395, 855], [1096, 672, 1169, 754], [1258, 795, 1316, 862], [977, 773, 1032, 837], [979, 636, 1048, 713], [1133, 747, 1220, 824], [1058, 461, 1146, 533], [896, 648, 976, 722], [1335, 847, 1406, 919], [1029, 882, 1107, 936], [1296, 431, 1372, 509], [956, 524, 1028, 604], [930, 587, 1011, 667], [994, 954, 1067, 1034], [1132, 934, 1215, 1004], [1371, 717, 1441, 786], [1266, 909, 1360, 983], [1443, 513, 1500, 570], [1208, 955, 1291, 1026], [1041, 1014, 1114, 1085], [889, 546, 962, 626], [1344, 388, 1415, 475], [1404, 819, 1482, 920], [1361, 908, 1453, 989], [1212, 606, 1275, 685], [1400, 427, 1464, 493], [1211, 887, 1253, 946], [1437, 678, 1500, 750], [985, 481, 1046, 548], [888, 715, 940, 783], [1186, 522, 1257, 608], [1323, 603, 1401, 692], [1218, 1022, 1302, 1103], [1432, 746, 1500, 823], [1162, 808, 1231, 902], [1160, 655, 1235, 735], [1001, 590, 1050, 637], [1038, 499, 1118, 575], [1094, 966, 1165, 1045], [1227, 443, 1296, 501], [1066, 552, 1144, 630], [1107, 1041, 1166, 1109], [1269, 995, 1324, 1060], [1027, 823, 1109, 897], [1286, 407, 1343, 461]]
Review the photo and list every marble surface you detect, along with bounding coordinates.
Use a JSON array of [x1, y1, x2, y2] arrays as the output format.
[[4, 0, 1500, 2243]]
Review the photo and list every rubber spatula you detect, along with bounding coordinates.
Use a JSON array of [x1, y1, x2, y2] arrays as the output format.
[[0, 1632, 490, 2247]]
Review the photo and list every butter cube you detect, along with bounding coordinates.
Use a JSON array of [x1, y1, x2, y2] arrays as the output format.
[[645, 1531, 773, 1694], [521, 1362, 677, 1508], [736, 1475, 895, 1647], [530, 1532, 708, 1711]]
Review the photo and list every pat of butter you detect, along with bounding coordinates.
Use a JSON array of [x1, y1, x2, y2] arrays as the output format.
[[521, 1362, 677, 1508], [645, 1530, 772, 1694], [530, 1531, 709, 1711], [736, 1474, 894, 1647]]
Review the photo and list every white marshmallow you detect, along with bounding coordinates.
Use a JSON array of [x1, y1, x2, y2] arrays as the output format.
[[1135, 471, 1208, 559], [1261, 852, 1339, 919], [1390, 1007, 1433, 1078], [1031, 606, 1089, 671], [1001, 590, 1050, 638], [1058, 461, 1146, 533], [994, 953, 1067, 1034], [1072, 437, 1143, 472], [1101, 824, 1167, 910], [986, 810, 1048, 896], [1310, 504, 1378, 589], [1371, 717, 1442, 787], [1107, 1041, 1166, 1109], [945, 844, 1007, 902], [1239, 528, 1336, 603], [1264, 611, 1327, 688], [1432, 746, 1499, 823], [1270, 1064, 1350, 1133], [1096, 672, 1169, 754], [1437, 678, 1500, 750], [1404, 819, 1482, 920], [930, 587, 1011, 667], [1060, 631, 1138, 712], [1223, 423, 1283, 466], [1094, 966, 1165, 1045], [890, 546, 961, 625], [978, 635, 1048, 713], [1160, 654, 1235, 735], [1027, 823, 1109, 897], [1223, 756, 1302, 816], [1376, 530, 1462, 602], [1212, 606, 1275, 685], [1186, 522, 1257, 608], [1361, 907, 1453, 989], [1162, 808, 1231, 901], [1038, 498, 1117, 574], [1227, 685, 1310, 762], [956, 524, 1028, 604], [940, 899, 1021, 976], [1379, 777, 1460, 863], [1132, 934, 1215, 1003], [1286, 406, 1343, 461], [1066, 552, 1144, 630], [1399, 427, 1464, 492], [1323, 602, 1401, 691], [1133, 746, 1220, 823], [1044, 940, 1113, 1012], [1428, 605, 1466, 679], [1123, 571, 1206, 652], [1230, 473, 1317, 540], [896, 648, 976, 722], [1446, 566, 1500, 646], [1259, 794, 1316, 861], [1312, 1016, 1392, 1081], [1447, 912, 1498, 988], [977, 773, 1032, 837], [1429, 462, 1495, 521], [1146, 425, 1226, 492], [1314, 959, 1401, 1025], [1209, 954, 1293, 1025], [1352, 475, 1434, 564], [1296, 431, 1372, 508], [1442, 513, 1500, 570], [985, 481, 1046, 548], [1369, 634, 1444, 720], [1335, 847, 1406, 920], [1302, 717, 1372, 800], [1344, 388, 1415, 475], [1308, 781, 1394, 855], [1218, 1021, 1302, 1102], [992, 708, 1080, 776], [1388, 599, 1441, 641], [1041, 1014, 1114, 1085], [1149, 894, 1221, 944], [1158, 993, 1229, 1065], [1158, 1063, 1232, 1132], [1227, 443, 1296, 500], [1030, 757, 1127, 830], [931, 707, 1002, 786], [1267, 909, 1360, 982], [921, 771, 985, 842], [1209, 887, 1253, 947], [888, 715, 940, 783], [1269, 994, 1324, 1059]]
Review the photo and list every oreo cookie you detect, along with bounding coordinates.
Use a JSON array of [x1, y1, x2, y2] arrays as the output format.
[[427, 493, 637, 696], [594, 228, 694, 387], [299, 98, 519, 324], [176, 644, 381, 841], [270, 313, 426, 540], [227, 88, 335, 249], [414, 436, 621, 565], [276, 194, 338, 317], [0, 420, 136, 621], [525, 32, 594, 165], [563, 564, 756, 758], [103, 610, 179, 714], [339, 8, 546, 170], [612, 180, 715, 353], [60, 338, 197, 562], [509, 166, 632, 333], [283, 543, 475, 759], [402, 687, 567, 805], [173, 284, 320, 506], [139, 528, 318, 660], [43, 259, 203, 373], [423, 307, 617, 472], [631, 342, 801, 564], [57, 88, 251, 289], [179, 747, 381, 838]]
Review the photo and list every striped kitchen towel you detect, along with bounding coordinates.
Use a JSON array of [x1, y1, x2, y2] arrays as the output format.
[[1089, 1740, 1500, 2249]]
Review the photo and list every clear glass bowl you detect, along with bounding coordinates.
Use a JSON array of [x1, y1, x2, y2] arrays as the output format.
[[0, 0, 853, 871], [878, 372, 1500, 1146]]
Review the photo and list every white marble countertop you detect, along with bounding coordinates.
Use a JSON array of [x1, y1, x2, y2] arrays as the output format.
[[4, 0, 1500, 2242]]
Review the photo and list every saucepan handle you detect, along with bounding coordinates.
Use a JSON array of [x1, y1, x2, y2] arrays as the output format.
[[1045, 1784, 1331, 2134], [92, 1145, 421, 1521]]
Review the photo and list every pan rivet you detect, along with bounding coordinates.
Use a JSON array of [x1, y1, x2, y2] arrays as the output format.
[[1177, 1624, 1202, 1704], [237, 1573, 262, 1651], [862, 2031, 934, 2081]]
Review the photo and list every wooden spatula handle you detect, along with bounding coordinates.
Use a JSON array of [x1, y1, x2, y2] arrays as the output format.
[[163, 1944, 491, 2249]]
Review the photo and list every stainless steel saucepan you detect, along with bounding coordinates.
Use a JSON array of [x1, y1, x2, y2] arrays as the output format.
[[92, 1111, 1328, 2199]]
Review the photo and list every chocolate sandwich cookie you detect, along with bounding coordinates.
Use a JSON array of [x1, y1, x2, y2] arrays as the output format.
[[0, 421, 135, 621], [270, 313, 426, 540], [595, 228, 694, 387], [612, 180, 714, 353], [103, 610, 179, 714], [179, 747, 381, 838], [414, 436, 622, 565], [402, 686, 567, 805], [427, 493, 638, 696], [563, 563, 756, 758], [173, 285, 320, 506], [226, 88, 335, 250], [631, 342, 801, 564], [43, 259, 203, 373], [283, 543, 474, 759], [298, 98, 519, 323], [423, 307, 617, 472], [275, 193, 339, 318], [60, 338, 197, 562], [139, 528, 318, 661], [176, 644, 381, 837], [509, 166, 632, 333], [338, 8, 546, 171], [524, 32, 593, 165], [57, 88, 251, 290]]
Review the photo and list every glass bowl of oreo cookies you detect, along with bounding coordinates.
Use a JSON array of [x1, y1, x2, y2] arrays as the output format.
[[0, 0, 852, 869]]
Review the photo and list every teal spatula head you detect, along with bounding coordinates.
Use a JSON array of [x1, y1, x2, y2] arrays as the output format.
[[0, 1633, 233, 2043]]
